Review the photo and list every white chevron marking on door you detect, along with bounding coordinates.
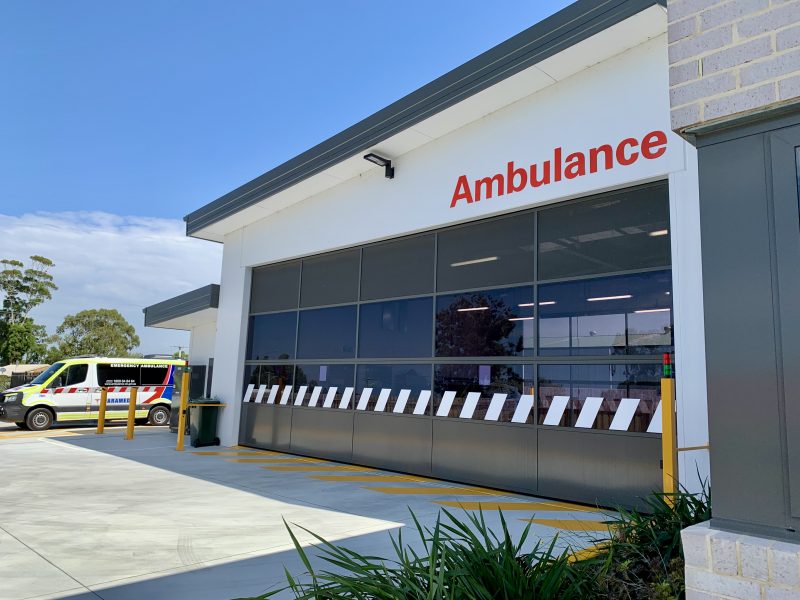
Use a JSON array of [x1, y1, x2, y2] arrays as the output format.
[[511, 395, 534, 423], [294, 386, 308, 406], [609, 398, 640, 431], [484, 393, 508, 421], [542, 395, 571, 426]]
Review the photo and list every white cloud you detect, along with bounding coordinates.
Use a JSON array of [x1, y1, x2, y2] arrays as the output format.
[[0, 211, 222, 355]]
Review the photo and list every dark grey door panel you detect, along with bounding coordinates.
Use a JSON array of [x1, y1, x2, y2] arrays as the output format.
[[537, 428, 660, 509], [239, 403, 292, 451], [353, 413, 432, 475], [431, 420, 537, 494], [289, 407, 354, 462]]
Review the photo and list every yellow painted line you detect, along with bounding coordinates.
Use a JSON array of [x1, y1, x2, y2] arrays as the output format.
[[191, 450, 281, 456], [310, 474, 431, 483], [523, 518, 612, 532], [435, 500, 597, 513], [569, 542, 610, 563], [224, 457, 325, 463], [262, 465, 375, 472], [0, 430, 79, 440], [364, 486, 505, 496]]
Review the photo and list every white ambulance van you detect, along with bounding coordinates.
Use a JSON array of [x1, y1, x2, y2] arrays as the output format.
[[0, 356, 185, 431]]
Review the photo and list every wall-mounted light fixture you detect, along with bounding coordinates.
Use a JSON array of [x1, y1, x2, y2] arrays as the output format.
[[364, 153, 394, 179]]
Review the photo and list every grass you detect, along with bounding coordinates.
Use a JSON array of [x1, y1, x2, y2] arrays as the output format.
[[238, 484, 711, 600]]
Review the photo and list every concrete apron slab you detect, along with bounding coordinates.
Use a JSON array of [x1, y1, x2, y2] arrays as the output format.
[[0, 429, 611, 600]]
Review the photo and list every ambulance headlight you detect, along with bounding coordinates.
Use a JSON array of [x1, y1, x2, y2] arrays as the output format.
[[3, 392, 23, 404]]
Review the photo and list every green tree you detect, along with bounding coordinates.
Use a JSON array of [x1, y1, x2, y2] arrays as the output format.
[[0, 256, 57, 364], [47, 309, 140, 361]]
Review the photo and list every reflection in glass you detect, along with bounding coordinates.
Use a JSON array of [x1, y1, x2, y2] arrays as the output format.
[[436, 212, 535, 292], [247, 312, 297, 360], [537, 363, 661, 432], [250, 261, 301, 313], [358, 298, 433, 358], [242, 365, 294, 404], [294, 364, 355, 409], [300, 250, 360, 308], [361, 235, 435, 300], [433, 364, 533, 422], [538, 270, 673, 356], [436, 286, 534, 357], [538, 183, 671, 280], [356, 364, 432, 414], [297, 305, 357, 359]]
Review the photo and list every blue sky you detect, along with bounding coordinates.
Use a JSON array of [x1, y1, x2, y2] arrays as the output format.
[[0, 0, 571, 354]]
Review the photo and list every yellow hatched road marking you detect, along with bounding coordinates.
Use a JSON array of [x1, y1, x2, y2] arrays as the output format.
[[364, 486, 505, 496], [523, 518, 612, 531], [224, 457, 326, 463], [310, 474, 431, 483], [435, 500, 597, 513], [0, 430, 80, 440], [569, 542, 610, 563], [263, 465, 375, 472]]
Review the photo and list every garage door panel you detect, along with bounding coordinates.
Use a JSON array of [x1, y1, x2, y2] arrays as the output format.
[[431, 420, 537, 493], [353, 413, 432, 475], [290, 407, 353, 462]]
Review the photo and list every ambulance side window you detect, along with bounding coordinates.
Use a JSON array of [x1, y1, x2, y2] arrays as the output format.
[[97, 364, 140, 387], [140, 365, 170, 386], [46, 367, 68, 389], [64, 364, 89, 386]]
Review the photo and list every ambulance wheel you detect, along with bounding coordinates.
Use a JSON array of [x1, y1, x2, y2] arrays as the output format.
[[147, 406, 170, 426], [15, 422, 28, 430], [26, 408, 53, 431]]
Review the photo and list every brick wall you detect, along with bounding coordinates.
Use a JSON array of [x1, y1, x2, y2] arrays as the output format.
[[682, 522, 800, 598], [668, 0, 800, 132]]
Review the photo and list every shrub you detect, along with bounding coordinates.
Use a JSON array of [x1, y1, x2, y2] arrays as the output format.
[[241, 486, 711, 600], [241, 510, 596, 599], [584, 483, 712, 599]]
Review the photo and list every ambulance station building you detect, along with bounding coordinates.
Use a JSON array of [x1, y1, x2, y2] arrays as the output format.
[[149, 0, 710, 510]]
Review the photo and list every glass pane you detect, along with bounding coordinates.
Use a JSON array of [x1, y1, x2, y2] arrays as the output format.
[[242, 365, 258, 401], [537, 363, 661, 432], [538, 183, 671, 280], [436, 286, 534, 357], [297, 305, 357, 359], [294, 364, 355, 409], [243, 365, 295, 404], [433, 364, 534, 422], [140, 364, 170, 386], [436, 212, 535, 292], [361, 235, 435, 300], [96, 364, 139, 387], [246, 312, 297, 360], [300, 250, 360, 308], [250, 261, 300, 313], [65, 364, 89, 386], [358, 297, 433, 358], [538, 270, 673, 356], [355, 364, 432, 414]]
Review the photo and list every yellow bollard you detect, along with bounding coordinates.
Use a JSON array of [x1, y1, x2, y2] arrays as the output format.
[[96, 387, 108, 434], [661, 354, 678, 497], [176, 367, 190, 451], [125, 387, 138, 440]]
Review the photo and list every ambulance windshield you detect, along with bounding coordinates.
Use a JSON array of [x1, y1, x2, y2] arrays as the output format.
[[30, 363, 65, 385]]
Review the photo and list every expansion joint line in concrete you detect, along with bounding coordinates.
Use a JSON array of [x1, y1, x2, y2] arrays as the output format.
[[0, 523, 103, 599]]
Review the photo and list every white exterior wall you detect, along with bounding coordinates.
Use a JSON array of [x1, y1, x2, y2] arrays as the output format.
[[210, 230, 251, 446], [188, 321, 216, 368], [210, 33, 709, 487]]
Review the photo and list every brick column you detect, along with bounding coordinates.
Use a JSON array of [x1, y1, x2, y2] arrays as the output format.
[[669, 0, 800, 134]]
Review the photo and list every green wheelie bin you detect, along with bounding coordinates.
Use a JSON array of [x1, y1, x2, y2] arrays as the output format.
[[188, 400, 222, 447]]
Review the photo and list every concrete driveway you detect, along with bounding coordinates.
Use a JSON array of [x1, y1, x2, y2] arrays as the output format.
[[0, 423, 611, 600]]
